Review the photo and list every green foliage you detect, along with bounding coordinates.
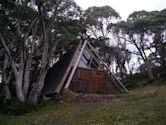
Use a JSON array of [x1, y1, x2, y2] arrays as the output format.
[[128, 10, 149, 22], [85, 5, 120, 25], [0, 0, 85, 102], [122, 73, 149, 89], [85, 5, 120, 35], [123, 66, 166, 89], [0, 0, 15, 31], [117, 9, 166, 35], [115, 9, 166, 79]]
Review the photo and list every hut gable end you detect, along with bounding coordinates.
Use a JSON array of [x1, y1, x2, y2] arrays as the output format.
[[42, 40, 128, 96]]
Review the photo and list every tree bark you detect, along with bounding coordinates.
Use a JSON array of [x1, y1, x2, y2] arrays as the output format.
[[15, 76, 25, 102], [23, 60, 31, 98], [29, 1, 61, 103], [2, 54, 12, 103], [22, 19, 38, 98], [29, 71, 47, 103], [0, 33, 25, 102], [29, 5, 48, 103], [3, 84, 11, 102]]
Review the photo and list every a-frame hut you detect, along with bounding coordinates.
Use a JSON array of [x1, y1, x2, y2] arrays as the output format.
[[42, 40, 128, 96]]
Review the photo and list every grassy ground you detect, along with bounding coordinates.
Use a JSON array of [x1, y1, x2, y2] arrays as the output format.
[[0, 101, 79, 125], [64, 85, 166, 125], [0, 83, 166, 125]]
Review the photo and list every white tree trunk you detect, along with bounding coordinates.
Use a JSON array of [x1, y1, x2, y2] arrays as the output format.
[[0, 33, 25, 102], [15, 51, 25, 102], [2, 54, 12, 102], [29, 71, 47, 103], [29, 3, 60, 103], [23, 60, 31, 98], [2, 73, 12, 103], [2, 72, 12, 103], [3, 85, 11, 101], [15, 76, 25, 102]]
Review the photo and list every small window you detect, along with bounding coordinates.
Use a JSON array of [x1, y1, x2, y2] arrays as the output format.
[[90, 59, 99, 69], [78, 59, 88, 68], [83, 49, 91, 60]]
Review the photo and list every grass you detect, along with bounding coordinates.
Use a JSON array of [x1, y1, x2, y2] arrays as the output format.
[[0, 83, 166, 125], [64, 85, 166, 125], [0, 101, 78, 125]]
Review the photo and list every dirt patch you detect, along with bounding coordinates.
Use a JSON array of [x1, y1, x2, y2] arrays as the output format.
[[62, 89, 120, 103]]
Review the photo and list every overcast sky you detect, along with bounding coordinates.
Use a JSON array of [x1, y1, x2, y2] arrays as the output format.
[[75, 0, 166, 20]]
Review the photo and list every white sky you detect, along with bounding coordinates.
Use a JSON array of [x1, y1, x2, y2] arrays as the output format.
[[75, 0, 166, 20]]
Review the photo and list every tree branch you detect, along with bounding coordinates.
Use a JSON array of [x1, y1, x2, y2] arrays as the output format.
[[0, 33, 18, 76]]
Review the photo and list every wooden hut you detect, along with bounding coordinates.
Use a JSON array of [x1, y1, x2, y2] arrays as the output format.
[[42, 40, 128, 96]]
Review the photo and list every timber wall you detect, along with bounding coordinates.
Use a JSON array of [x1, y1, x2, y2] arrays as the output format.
[[69, 67, 120, 94]]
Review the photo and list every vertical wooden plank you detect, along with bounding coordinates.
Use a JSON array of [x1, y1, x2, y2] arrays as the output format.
[[55, 40, 83, 93], [65, 40, 87, 89], [70, 67, 122, 94]]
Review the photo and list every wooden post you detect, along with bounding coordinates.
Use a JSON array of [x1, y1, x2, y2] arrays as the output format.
[[55, 40, 83, 93], [64, 40, 87, 89]]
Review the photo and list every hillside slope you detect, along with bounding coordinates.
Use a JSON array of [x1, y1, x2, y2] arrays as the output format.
[[0, 84, 166, 125], [64, 85, 166, 125]]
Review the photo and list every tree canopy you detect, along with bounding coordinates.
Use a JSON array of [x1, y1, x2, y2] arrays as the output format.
[[0, 1, 165, 103]]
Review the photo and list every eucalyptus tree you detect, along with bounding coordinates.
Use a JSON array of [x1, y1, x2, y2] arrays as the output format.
[[85, 6, 120, 39], [0, 0, 84, 103], [0, 1, 13, 101], [1, 51, 12, 103], [28, 0, 84, 103], [113, 46, 130, 79], [126, 10, 166, 70], [147, 9, 166, 71], [0, 0, 38, 102], [115, 10, 155, 80], [84, 6, 123, 70]]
